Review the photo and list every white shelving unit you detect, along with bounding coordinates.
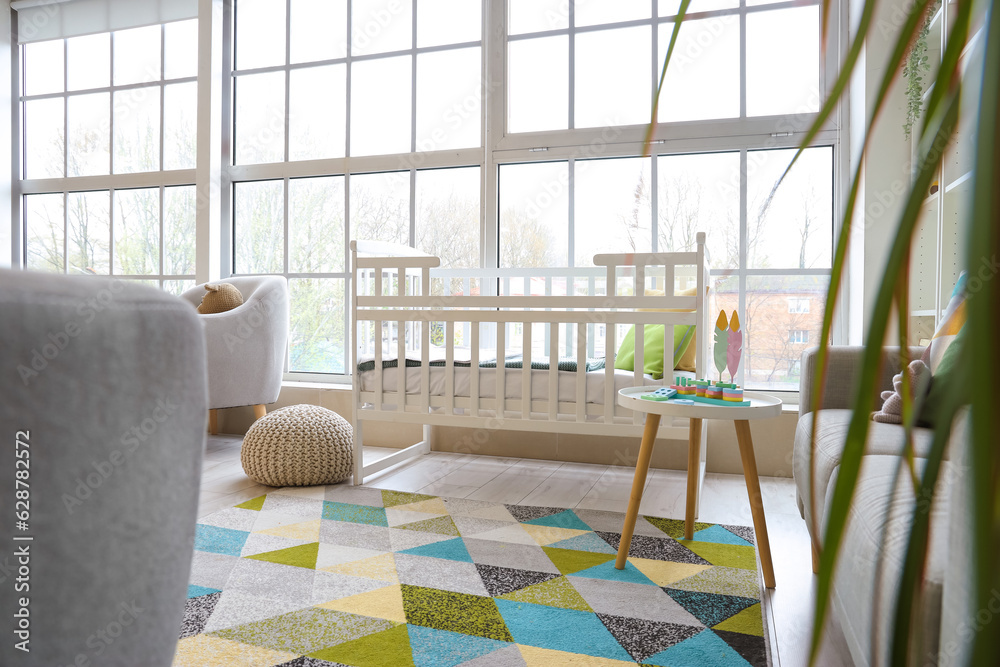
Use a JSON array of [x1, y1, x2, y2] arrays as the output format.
[[907, 0, 985, 345]]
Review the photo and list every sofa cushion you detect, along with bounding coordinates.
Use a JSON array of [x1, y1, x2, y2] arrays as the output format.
[[826, 455, 949, 667], [793, 410, 935, 530]]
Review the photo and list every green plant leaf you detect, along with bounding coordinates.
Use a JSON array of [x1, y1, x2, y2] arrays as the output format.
[[808, 90, 960, 666], [643, 0, 692, 155]]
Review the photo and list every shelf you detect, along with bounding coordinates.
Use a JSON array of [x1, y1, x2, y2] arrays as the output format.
[[945, 170, 972, 193], [910, 309, 937, 317]]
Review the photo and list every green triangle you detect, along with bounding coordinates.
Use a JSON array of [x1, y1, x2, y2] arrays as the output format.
[[398, 515, 460, 536], [235, 495, 266, 511], [681, 540, 757, 571], [498, 576, 592, 612], [245, 542, 319, 569], [541, 546, 616, 575], [713, 602, 764, 636], [310, 623, 413, 666], [644, 516, 712, 539], [382, 490, 437, 508]]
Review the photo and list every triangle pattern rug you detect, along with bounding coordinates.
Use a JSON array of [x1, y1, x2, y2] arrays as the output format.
[[175, 485, 769, 666]]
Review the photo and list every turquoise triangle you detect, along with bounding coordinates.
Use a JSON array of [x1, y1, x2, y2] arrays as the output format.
[[523, 509, 592, 531], [691, 524, 753, 547], [408, 625, 511, 667], [547, 532, 617, 554], [398, 537, 473, 563], [568, 559, 658, 586], [644, 629, 753, 667]]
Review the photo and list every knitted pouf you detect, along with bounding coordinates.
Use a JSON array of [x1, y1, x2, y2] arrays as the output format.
[[241, 404, 354, 486]]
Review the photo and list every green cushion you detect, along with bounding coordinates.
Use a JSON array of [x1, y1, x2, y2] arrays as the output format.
[[921, 325, 966, 427], [614, 324, 694, 380]]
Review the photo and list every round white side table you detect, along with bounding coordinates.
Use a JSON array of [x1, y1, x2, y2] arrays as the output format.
[[616, 386, 782, 588]]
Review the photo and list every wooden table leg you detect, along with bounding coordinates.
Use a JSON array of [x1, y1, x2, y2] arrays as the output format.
[[684, 417, 703, 540], [615, 413, 660, 570], [735, 419, 776, 588], [208, 409, 218, 435]]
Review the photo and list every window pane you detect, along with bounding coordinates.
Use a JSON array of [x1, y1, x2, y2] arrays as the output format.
[[576, 27, 650, 128], [350, 56, 411, 156], [24, 98, 64, 179], [658, 152, 740, 269], [24, 40, 64, 96], [416, 47, 481, 151], [291, 0, 348, 62], [163, 82, 198, 170], [508, 0, 567, 34], [747, 147, 833, 269], [659, 0, 739, 15], [418, 0, 480, 47], [351, 0, 412, 56], [508, 37, 567, 133], [164, 186, 196, 275], [234, 180, 285, 274], [350, 171, 409, 245], [416, 167, 480, 268], [114, 25, 161, 85], [657, 18, 739, 122], [235, 72, 286, 164], [289, 176, 345, 273], [163, 279, 196, 295], [577, 0, 650, 27], [717, 274, 830, 390], [25, 194, 65, 273], [289, 278, 346, 374], [113, 188, 159, 275], [235, 0, 286, 69], [499, 161, 568, 267], [575, 157, 651, 266], [164, 19, 199, 79], [66, 191, 110, 275], [67, 92, 110, 177], [289, 65, 347, 161], [114, 86, 160, 173], [747, 7, 820, 117], [67, 33, 109, 90]]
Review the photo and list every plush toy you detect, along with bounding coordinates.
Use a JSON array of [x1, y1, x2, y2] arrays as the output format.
[[872, 359, 931, 424], [197, 283, 244, 314]]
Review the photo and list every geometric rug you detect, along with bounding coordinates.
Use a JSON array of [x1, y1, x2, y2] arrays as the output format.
[[174, 485, 769, 666]]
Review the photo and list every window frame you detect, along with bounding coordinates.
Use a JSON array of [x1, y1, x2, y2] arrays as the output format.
[[17, 19, 199, 290]]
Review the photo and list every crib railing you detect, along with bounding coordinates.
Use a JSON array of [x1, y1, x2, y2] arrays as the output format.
[[349, 233, 710, 482]]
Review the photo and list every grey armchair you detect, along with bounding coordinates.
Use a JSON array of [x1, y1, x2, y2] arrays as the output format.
[[0, 269, 207, 667], [180, 276, 289, 433]]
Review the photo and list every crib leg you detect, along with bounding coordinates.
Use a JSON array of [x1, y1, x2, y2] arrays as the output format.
[[353, 420, 364, 486]]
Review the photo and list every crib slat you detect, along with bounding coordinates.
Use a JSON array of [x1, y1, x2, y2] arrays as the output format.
[[446, 321, 455, 414], [634, 322, 644, 425], [636, 265, 645, 297], [471, 323, 480, 417], [548, 324, 558, 421], [604, 322, 616, 423], [374, 319, 383, 411], [496, 322, 506, 419], [375, 269, 383, 298], [522, 322, 531, 419], [421, 320, 430, 415], [576, 323, 586, 422], [397, 319, 406, 413]]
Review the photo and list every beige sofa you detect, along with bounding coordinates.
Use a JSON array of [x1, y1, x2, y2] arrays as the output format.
[[792, 346, 973, 666]]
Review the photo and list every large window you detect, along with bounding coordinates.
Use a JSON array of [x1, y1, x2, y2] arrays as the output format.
[[16, 0, 840, 391], [20, 18, 199, 293], [229, 0, 484, 376]]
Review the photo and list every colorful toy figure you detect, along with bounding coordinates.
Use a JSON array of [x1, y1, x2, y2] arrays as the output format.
[[668, 376, 750, 406], [726, 311, 743, 383]]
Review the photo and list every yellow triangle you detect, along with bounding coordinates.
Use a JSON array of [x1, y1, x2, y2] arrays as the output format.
[[500, 576, 592, 612], [629, 558, 712, 586], [321, 552, 399, 584], [316, 583, 407, 624], [393, 497, 449, 515], [518, 645, 635, 666], [256, 519, 322, 541], [714, 602, 764, 637], [519, 524, 591, 546]]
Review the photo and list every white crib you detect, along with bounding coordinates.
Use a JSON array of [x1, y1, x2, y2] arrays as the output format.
[[350, 233, 712, 498]]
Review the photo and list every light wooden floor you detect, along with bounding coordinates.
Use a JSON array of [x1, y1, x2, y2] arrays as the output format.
[[199, 435, 853, 667]]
